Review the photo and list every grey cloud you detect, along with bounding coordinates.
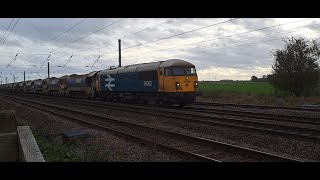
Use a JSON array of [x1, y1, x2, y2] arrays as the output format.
[[1, 18, 320, 81]]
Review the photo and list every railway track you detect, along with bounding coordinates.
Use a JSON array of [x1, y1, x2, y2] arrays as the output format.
[[6, 92, 320, 142], [180, 105, 320, 126], [0, 93, 301, 162], [194, 101, 320, 112]]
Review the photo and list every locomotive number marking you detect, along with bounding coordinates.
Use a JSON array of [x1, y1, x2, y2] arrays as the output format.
[[105, 75, 115, 91], [144, 81, 152, 86]]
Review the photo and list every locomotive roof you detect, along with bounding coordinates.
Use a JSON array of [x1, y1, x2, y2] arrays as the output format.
[[59, 74, 88, 79], [47, 78, 59, 81], [43, 77, 58, 82], [159, 59, 194, 67], [98, 59, 194, 75], [88, 71, 100, 77], [60, 75, 69, 79], [32, 79, 43, 82], [67, 74, 88, 79]]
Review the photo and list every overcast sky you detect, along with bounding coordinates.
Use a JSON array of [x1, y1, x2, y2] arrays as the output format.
[[1, 18, 320, 83]]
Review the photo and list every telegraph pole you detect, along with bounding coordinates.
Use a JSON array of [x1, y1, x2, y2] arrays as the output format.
[[6, 77, 7, 84], [1, 79, 2, 85], [24, 71, 25, 82], [118, 39, 121, 67], [48, 61, 50, 78]]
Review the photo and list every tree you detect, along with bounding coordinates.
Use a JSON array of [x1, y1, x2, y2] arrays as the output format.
[[267, 75, 273, 82], [251, 75, 258, 81], [270, 37, 320, 96]]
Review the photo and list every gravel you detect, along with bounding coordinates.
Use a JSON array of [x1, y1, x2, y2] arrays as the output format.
[[0, 96, 183, 162], [2, 93, 320, 161]]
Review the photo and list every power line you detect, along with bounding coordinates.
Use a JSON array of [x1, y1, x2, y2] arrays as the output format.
[[122, 25, 320, 62], [63, 54, 73, 68], [3, 18, 316, 79], [0, 18, 20, 47], [91, 55, 100, 68], [22, 18, 88, 55], [180, 22, 320, 54], [51, 18, 125, 54], [85, 18, 238, 58], [13, 55, 49, 69], [102, 18, 312, 58], [43, 18, 88, 46], [136, 18, 314, 57], [0, 18, 14, 44], [48, 19, 177, 61], [6, 53, 18, 68], [49, 18, 237, 61], [193, 30, 320, 56], [120, 18, 238, 51], [196, 30, 320, 55], [121, 19, 174, 39], [40, 54, 51, 68], [43, 18, 193, 62], [10, 30, 318, 82], [83, 19, 195, 54], [73, 18, 175, 54]]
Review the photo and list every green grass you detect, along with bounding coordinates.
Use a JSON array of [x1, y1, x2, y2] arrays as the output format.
[[197, 81, 320, 107], [16, 116, 106, 162], [198, 81, 320, 97], [198, 81, 276, 96], [32, 129, 106, 162]]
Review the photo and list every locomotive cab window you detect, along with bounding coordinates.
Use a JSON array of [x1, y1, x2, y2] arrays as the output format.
[[187, 67, 197, 74], [165, 67, 197, 76], [164, 68, 171, 76]]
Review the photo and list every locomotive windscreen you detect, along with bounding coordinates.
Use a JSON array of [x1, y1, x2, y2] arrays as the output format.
[[165, 67, 197, 76]]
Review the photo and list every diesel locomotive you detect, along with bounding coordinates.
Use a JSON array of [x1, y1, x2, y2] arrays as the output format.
[[0, 59, 198, 106]]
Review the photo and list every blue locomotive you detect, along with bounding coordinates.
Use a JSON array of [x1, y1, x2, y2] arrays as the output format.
[[0, 59, 198, 106]]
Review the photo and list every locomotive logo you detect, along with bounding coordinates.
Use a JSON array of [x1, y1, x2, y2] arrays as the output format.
[[105, 75, 115, 91]]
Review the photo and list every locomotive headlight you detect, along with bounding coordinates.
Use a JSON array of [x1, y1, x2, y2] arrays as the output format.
[[195, 81, 198, 88], [176, 82, 180, 89]]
